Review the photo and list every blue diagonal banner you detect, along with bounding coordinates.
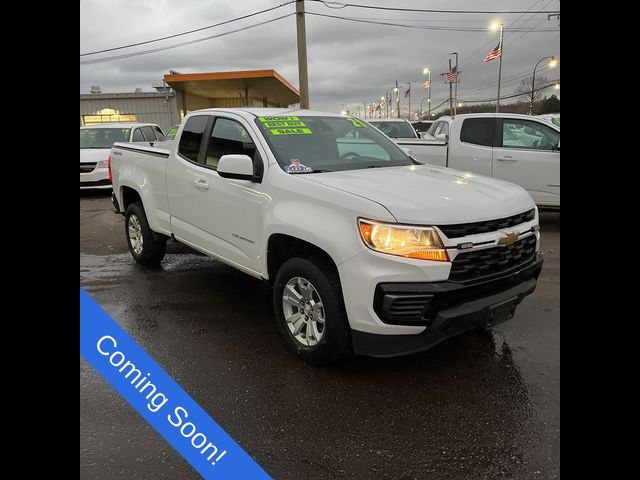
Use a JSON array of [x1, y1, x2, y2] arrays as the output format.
[[80, 288, 271, 479]]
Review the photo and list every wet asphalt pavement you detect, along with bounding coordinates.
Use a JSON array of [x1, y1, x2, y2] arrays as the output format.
[[80, 191, 559, 480]]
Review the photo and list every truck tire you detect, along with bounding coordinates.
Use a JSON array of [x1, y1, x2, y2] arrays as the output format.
[[124, 202, 166, 266], [273, 257, 351, 365]]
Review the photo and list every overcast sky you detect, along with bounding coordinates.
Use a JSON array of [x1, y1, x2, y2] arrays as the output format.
[[80, 0, 560, 115]]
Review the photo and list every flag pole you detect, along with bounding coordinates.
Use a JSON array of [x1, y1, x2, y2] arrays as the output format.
[[496, 24, 504, 113], [451, 52, 459, 116], [408, 83, 411, 120], [448, 58, 453, 115]]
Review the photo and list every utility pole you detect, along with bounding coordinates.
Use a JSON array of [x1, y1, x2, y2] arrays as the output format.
[[395, 80, 400, 118], [363, 100, 366, 119], [448, 58, 453, 116], [450, 52, 458, 116], [295, 0, 309, 109], [496, 24, 504, 112]]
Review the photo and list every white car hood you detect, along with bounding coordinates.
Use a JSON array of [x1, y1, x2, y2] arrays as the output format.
[[80, 148, 110, 164], [304, 164, 534, 224]]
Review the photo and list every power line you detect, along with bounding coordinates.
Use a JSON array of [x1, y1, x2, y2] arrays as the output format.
[[308, 0, 560, 15], [459, 81, 559, 103], [306, 12, 559, 32], [80, 1, 295, 56], [80, 13, 293, 65]]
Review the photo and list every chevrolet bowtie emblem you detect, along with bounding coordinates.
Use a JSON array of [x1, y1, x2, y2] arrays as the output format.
[[497, 232, 519, 247]]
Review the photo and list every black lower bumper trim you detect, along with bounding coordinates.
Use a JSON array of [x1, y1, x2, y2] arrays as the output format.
[[353, 257, 542, 357], [80, 179, 111, 187]]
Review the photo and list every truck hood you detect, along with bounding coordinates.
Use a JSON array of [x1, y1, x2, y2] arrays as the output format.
[[304, 164, 534, 224], [80, 148, 110, 164]]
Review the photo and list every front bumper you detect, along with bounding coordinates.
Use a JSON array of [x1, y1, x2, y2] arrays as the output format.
[[339, 246, 542, 357]]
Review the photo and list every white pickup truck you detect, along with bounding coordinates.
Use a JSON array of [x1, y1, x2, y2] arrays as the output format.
[[110, 108, 543, 364], [389, 113, 560, 209]]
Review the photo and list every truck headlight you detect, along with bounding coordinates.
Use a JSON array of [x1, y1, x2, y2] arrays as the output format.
[[358, 219, 449, 261], [96, 159, 109, 169]]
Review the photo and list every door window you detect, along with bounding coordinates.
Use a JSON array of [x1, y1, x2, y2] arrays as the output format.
[[501, 119, 559, 150], [132, 129, 144, 142], [439, 122, 449, 137], [154, 126, 164, 139], [141, 126, 156, 141], [205, 118, 258, 170]]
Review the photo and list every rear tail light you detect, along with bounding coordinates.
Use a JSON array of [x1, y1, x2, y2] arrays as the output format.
[[107, 155, 112, 182]]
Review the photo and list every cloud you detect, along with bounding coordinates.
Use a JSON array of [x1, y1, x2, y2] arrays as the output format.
[[80, 0, 560, 113]]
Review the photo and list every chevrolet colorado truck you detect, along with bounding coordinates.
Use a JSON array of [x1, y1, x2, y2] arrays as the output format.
[[381, 113, 560, 209], [110, 108, 543, 364]]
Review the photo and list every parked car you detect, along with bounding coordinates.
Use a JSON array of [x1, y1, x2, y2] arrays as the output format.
[[536, 113, 560, 128], [425, 116, 453, 140], [163, 125, 180, 141], [411, 120, 434, 138], [384, 113, 560, 209], [367, 118, 420, 139], [80, 123, 165, 189], [110, 108, 542, 364]]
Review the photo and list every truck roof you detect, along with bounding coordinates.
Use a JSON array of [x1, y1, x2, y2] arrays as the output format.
[[193, 107, 343, 118], [80, 122, 159, 129]]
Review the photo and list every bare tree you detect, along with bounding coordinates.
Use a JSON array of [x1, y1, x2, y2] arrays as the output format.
[[515, 75, 549, 103]]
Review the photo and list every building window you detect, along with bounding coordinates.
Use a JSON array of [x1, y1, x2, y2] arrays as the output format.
[[82, 108, 137, 125]]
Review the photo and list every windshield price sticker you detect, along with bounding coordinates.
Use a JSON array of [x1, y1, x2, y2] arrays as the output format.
[[270, 128, 312, 135], [346, 118, 366, 128], [258, 116, 300, 122], [262, 121, 307, 128]]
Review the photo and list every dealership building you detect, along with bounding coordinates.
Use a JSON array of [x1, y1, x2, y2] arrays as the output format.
[[79, 69, 301, 132]]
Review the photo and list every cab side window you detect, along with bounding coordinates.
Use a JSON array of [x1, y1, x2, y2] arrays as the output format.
[[205, 118, 259, 171], [178, 115, 209, 162], [501, 119, 560, 150]]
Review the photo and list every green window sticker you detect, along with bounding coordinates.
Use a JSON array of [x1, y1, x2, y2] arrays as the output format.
[[270, 128, 312, 136], [258, 116, 300, 122], [167, 128, 178, 136], [262, 121, 307, 128], [346, 118, 366, 128]]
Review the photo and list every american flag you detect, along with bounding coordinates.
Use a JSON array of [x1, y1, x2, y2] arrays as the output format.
[[446, 66, 458, 83], [404, 87, 411, 98], [484, 41, 502, 63], [423, 80, 430, 89], [380, 97, 385, 107]]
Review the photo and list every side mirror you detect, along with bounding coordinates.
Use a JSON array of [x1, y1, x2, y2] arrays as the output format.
[[401, 147, 412, 157], [435, 133, 448, 141], [217, 154, 255, 181]]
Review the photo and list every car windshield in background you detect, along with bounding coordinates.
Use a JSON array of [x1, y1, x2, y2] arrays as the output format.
[[255, 116, 413, 174], [80, 128, 130, 149], [164, 126, 179, 141], [368, 121, 417, 138]]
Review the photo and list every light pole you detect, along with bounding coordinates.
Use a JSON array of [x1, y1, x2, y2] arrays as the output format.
[[530, 56, 557, 115], [423, 67, 432, 118]]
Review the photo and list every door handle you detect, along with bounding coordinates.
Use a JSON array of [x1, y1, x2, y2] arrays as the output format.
[[194, 179, 209, 190], [497, 156, 516, 162]]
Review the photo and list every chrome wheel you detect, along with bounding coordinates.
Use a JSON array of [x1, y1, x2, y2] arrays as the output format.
[[128, 214, 143, 255], [282, 277, 325, 347]]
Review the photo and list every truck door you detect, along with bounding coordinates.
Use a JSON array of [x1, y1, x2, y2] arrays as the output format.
[[166, 114, 267, 274], [447, 117, 494, 176], [492, 117, 560, 206]]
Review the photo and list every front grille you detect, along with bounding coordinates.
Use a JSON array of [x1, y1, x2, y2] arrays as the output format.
[[80, 163, 97, 173], [437, 209, 535, 239], [449, 235, 537, 282]]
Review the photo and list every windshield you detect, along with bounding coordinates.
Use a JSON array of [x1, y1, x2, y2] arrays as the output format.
[[164, 126, 179, 141], [80, 128, 130, 149], [255, 116, 413, 174], [368, 121, 417, 138]]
